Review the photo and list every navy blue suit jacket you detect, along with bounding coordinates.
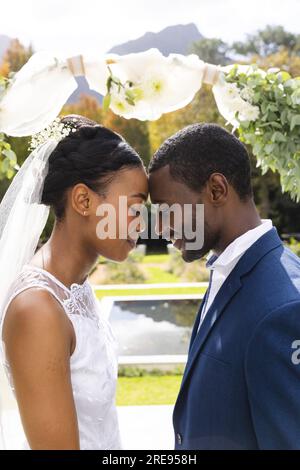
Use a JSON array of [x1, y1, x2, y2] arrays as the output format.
[[173, 228, 300, 449]]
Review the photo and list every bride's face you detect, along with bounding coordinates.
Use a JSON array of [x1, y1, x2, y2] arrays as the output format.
[[84, 166, 148, 262]]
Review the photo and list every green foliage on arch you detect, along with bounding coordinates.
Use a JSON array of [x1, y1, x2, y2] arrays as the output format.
[[226, 66, 300, 201]]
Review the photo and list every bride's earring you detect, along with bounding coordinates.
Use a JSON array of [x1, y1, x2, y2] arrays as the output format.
[[83, 199, 89, 216]]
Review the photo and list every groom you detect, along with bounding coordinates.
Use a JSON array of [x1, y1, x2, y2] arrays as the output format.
[[148, 123, 300, 450]]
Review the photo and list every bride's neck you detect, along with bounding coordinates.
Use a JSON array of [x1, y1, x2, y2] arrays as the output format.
[[34, 220, 98, 288]]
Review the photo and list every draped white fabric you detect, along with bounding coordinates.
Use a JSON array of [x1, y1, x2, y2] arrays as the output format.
[[0, 48, 248, 135], [0, 52, 78, 136]]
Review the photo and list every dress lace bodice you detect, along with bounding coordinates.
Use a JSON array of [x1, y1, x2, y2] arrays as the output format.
[[0, 264, 122, 450]]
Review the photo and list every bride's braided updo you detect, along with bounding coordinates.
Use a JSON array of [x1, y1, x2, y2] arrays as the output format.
[[41, 114, 143, 221]]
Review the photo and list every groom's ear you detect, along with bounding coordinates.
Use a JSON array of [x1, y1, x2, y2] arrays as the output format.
[[206, 173, 229, 206]]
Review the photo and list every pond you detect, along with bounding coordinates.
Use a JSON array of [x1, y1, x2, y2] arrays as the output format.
[[106, 297, 203, 356]]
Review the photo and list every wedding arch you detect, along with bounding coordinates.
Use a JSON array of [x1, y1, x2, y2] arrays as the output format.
[[0, 48, 299, 200]]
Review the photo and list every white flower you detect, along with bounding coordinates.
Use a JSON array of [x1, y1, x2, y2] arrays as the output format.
[[142, 73, 167, 100], [102, 48, 205, 120], [223, 83, 240, 101], [267, 67, 280, 74], [240, 86, 255, 103], [213, 80, 260, 126], [210, 63, 266, 126], [238, 104, 260, 122], [109, 91, 134, 116], [291, 88, 300, 105], [221, 63, 266, 78]]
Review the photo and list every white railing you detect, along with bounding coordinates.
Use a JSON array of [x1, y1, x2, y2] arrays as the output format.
[[118, 354, 188, 366]]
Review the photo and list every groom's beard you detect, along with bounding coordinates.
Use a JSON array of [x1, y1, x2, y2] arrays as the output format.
[[179, 222, 220, 263], [181, 239, 209, 262]]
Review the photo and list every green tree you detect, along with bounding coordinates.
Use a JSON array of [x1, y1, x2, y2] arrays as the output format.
[[102, 110, 151, 166], [189, 38, 230, 65], [2, 38, 34, 74], [0, 39, 34, 182], [62, 94, 103, 123], [232, 25, 300, 57], [148, 86, 225, 154]]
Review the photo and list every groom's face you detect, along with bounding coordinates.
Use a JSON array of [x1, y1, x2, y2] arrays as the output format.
[[149, 165, 221, 262]]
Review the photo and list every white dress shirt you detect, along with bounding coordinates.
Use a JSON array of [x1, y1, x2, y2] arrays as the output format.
[[197, 219, 273, 333]]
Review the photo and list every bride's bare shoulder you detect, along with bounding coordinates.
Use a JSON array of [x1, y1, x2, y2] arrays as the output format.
[[3, 288, 72, 352]]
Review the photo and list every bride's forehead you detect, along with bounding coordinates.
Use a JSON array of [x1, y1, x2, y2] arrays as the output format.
[[111, 166, 148, 186], [100, 171, 148, 201]]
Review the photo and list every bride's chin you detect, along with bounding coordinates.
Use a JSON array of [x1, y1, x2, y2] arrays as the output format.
[[115, 253, 130, 262], [108, 244, 133, 262]]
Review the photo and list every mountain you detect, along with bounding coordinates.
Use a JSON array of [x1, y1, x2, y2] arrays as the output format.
[[108, 23, 203, 56], [68, 76, 103, 104]]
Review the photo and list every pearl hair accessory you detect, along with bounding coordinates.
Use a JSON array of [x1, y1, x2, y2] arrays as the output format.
[[29, 117, 78, 151]]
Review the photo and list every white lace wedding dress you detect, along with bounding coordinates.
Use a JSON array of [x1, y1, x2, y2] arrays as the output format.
[[0, 264, 122, 450]]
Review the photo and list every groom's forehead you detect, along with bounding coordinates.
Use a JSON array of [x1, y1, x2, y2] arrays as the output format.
[[149, 165, 187, 203], [149, 166, 174, 197]]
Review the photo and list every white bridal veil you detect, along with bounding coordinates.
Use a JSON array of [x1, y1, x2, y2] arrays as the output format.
[[0, 139, 58, 449]]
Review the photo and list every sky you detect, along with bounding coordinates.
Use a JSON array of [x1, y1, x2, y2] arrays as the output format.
[[1, 0, 300, 57]]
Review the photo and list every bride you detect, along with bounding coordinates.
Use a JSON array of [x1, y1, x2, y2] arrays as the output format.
[[0, 114, 148, 450]]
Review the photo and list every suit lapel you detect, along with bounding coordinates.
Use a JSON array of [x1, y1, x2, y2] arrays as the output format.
[[188, 255, 218, 353], [181, 273, 242, 387], [188, 292, 207, 354], [179, 227, 283, 392]]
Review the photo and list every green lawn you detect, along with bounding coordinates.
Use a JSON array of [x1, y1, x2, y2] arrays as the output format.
[[93, 252, 208, 297], [93, 253, 209, 287], [142, 254, 170, 264], [142, 266, 179, 283], [116, 375, 183, 406], [95, 286, 206, 299]]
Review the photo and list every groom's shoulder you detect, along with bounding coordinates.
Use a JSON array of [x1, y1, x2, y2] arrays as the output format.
[[237, 244, 300, 340], [273, 244, 300, 288], [281, 244, 300, 268], [239, 241, 300, 302], [252, 242, 300, 297]]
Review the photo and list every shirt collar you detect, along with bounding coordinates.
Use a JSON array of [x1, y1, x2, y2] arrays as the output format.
[[205, 219, 273, 272], [205, 253, 219, 268]]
